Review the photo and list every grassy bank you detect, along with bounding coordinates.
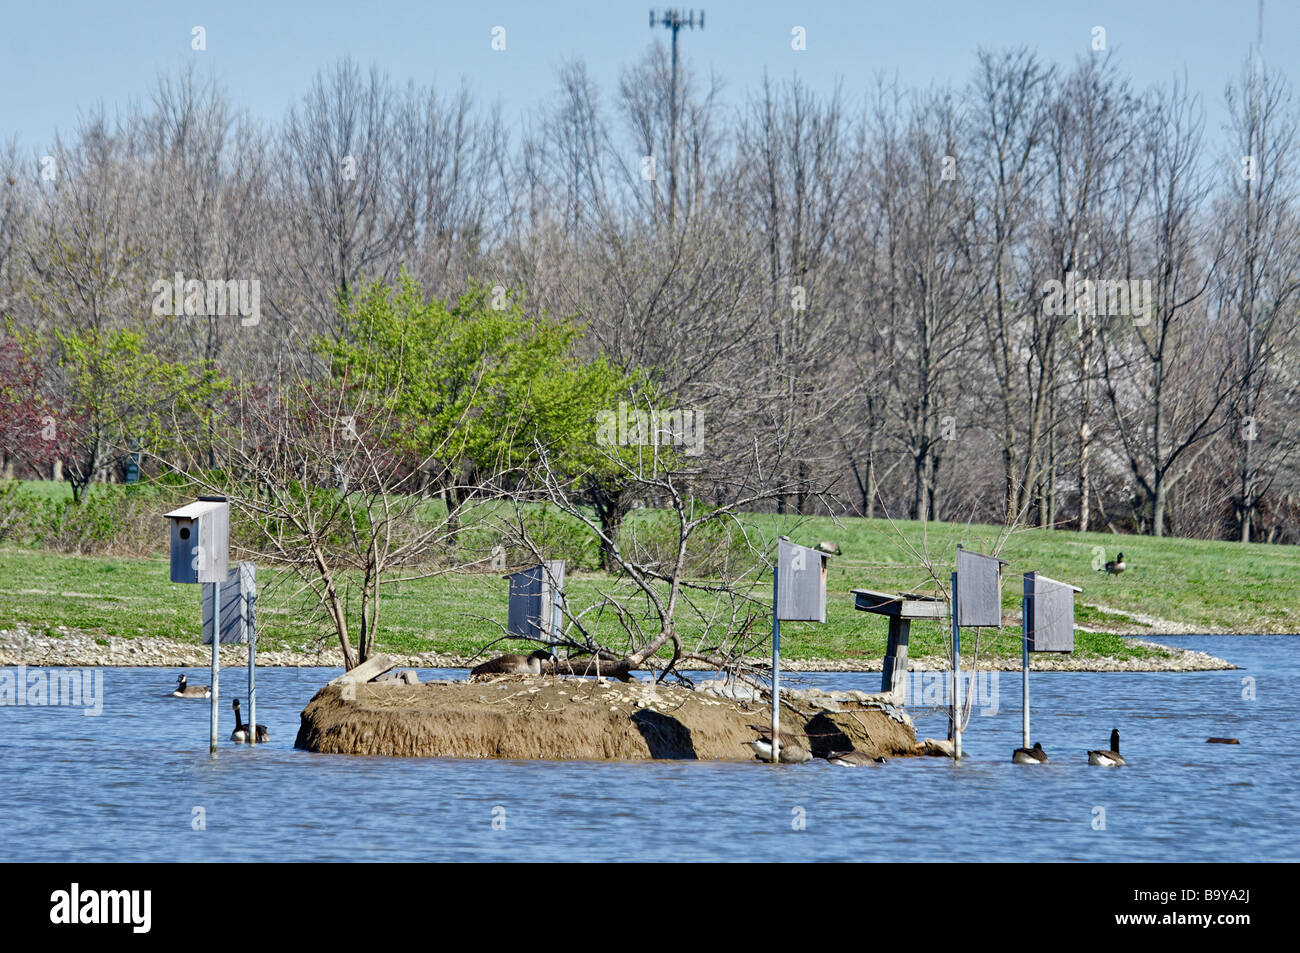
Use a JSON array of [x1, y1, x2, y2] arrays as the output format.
[[2, 510, 1296, 663]]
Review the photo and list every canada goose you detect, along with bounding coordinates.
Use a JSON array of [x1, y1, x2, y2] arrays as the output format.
[[1012, 741, 1049, 764], [747, 729, 813, 763], [1088, 728, 1126, 766], [1101, 552, 1126, 576], [827, 749, 886, 766], [230, 698, 268, 744], [170, 674, 210, 698], [814, 540, 841, 556], [470, 649, 552, 677]]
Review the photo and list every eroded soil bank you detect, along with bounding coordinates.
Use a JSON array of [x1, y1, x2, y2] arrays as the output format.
[[293, 675, 922, 761]]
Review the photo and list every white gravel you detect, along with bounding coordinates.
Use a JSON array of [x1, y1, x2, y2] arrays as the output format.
[[0, 623, 1237, 671]]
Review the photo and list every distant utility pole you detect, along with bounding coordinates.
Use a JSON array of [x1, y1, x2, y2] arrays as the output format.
[[649, 8, 704, 227], [1256, 0, 1264, 76]]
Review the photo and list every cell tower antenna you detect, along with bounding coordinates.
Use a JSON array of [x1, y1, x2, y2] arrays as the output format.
[[648, 9, 704, 226], [1257, 0, 1264, 69]]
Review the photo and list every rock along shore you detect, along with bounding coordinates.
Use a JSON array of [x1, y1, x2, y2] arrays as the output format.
[[0, 623, 1237, 672]]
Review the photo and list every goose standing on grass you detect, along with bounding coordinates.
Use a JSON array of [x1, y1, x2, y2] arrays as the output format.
[[1100, 552, 1126, 577], [1012, 741, 1049, 764], [170, 675, 210, 698], [230, 698, 268, 744], [1088, 729, 1126, 766], [827, 749, 886, 766], [747, 728, 813, 763], [470, 649, 552, 677]]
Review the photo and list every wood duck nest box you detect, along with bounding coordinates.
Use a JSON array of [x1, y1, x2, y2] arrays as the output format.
[[163, 497, 230, 584]]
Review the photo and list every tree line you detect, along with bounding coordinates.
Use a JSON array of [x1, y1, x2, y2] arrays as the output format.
[[2, 43, 1300, 543]]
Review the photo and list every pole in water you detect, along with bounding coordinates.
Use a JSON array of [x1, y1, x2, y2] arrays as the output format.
[[247, 584, 256, 746], [551, 586, 562, 656], [950, 571, 962, 761], [771, 564, 780, 764], [209, 578, 220, 755], [1022, 591, 1030, 750]]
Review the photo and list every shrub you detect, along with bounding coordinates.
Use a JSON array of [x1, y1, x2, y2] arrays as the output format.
[[510, 505, 601, 570], [618, 509, 758, 579], [0, 480, 37, 542], [0, 479, 180, 556]]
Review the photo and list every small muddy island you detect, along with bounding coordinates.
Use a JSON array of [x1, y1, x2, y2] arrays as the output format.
[[294, 660, 923, 762]]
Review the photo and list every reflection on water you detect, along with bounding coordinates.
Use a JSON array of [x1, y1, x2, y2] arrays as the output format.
[[1, 636, 1296, 861]]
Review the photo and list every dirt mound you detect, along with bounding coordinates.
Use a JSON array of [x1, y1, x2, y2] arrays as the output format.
[[293, 675, 920, 761]]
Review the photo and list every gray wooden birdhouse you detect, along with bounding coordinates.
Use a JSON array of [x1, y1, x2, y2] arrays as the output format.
[[776, 539, 830, 622], [1023, 572, 1081, 652], [506, 560, 566, 643], [955, 546, 1008, 628], [163, 497, 230, 584]]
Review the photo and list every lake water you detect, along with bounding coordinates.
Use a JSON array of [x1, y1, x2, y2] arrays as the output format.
[[1, 636, 1296, 862]]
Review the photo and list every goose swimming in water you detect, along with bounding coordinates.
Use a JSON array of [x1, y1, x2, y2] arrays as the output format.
[[470, 649, 552, 677], [170, 674, 210, 698], [827, 749, 886, 766], [747, 728, 813, 763], [230, 698, 268, 744], [1088, 728, 1126, 766], [1012, 741, 1049, 764]]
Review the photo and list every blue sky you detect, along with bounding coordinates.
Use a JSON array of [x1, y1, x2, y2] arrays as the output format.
[[1, 1, 1292, 149]]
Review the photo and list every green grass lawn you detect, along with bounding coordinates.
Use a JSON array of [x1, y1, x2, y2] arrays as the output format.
[[17, 479, 76, 501], [2, 508, 1296, 662]]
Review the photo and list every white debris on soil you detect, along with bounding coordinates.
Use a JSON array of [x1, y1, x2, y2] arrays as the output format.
[[0, 623, 464, 669], [1078, 602, 1206, 635], [0, 622, 1236, 671]]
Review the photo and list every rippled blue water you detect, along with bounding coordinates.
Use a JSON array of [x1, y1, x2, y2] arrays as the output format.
[[1, 635, 1296, 862]]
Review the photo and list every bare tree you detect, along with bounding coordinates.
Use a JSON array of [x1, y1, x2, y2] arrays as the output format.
[[734, 75, 863, 513], [1218, 57, 1300, 541], [965, 48, 1054, 523], [1099, 79, 1230, 536], [868, 87, 977, 521], [140, 68, 272, 372], [23, 112, 151, 340], [518, 409, 835, 680], [275, 59, 414, 336], [1035, 55, 1144, 530], [168, 344, 503, 669]]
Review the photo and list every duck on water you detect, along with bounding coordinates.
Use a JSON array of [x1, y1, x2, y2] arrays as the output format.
[[828, 749, 887, 766], [170, 675, 210, 698], [1088, 729, 1126, 766], [230, 698, 268, 744], [1012, 741, 1049, 764]]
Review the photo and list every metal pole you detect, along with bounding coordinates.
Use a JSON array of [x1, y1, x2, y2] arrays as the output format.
[[551, 590, 562, 654], [247, 578, 257, 746], [209, 579, 219, 755], [668, 17, 678, 226], [1022, 589, 1031, 750], [950, 571, 962, 761], [650, 9, 701, 227], [770, 564, 780, 764]]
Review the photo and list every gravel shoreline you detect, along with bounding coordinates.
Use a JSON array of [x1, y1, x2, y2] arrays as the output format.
[[0, 624, 1238, 672]]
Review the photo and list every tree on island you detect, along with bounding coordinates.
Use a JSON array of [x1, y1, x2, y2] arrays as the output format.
[[168, 273, 642, 669]]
